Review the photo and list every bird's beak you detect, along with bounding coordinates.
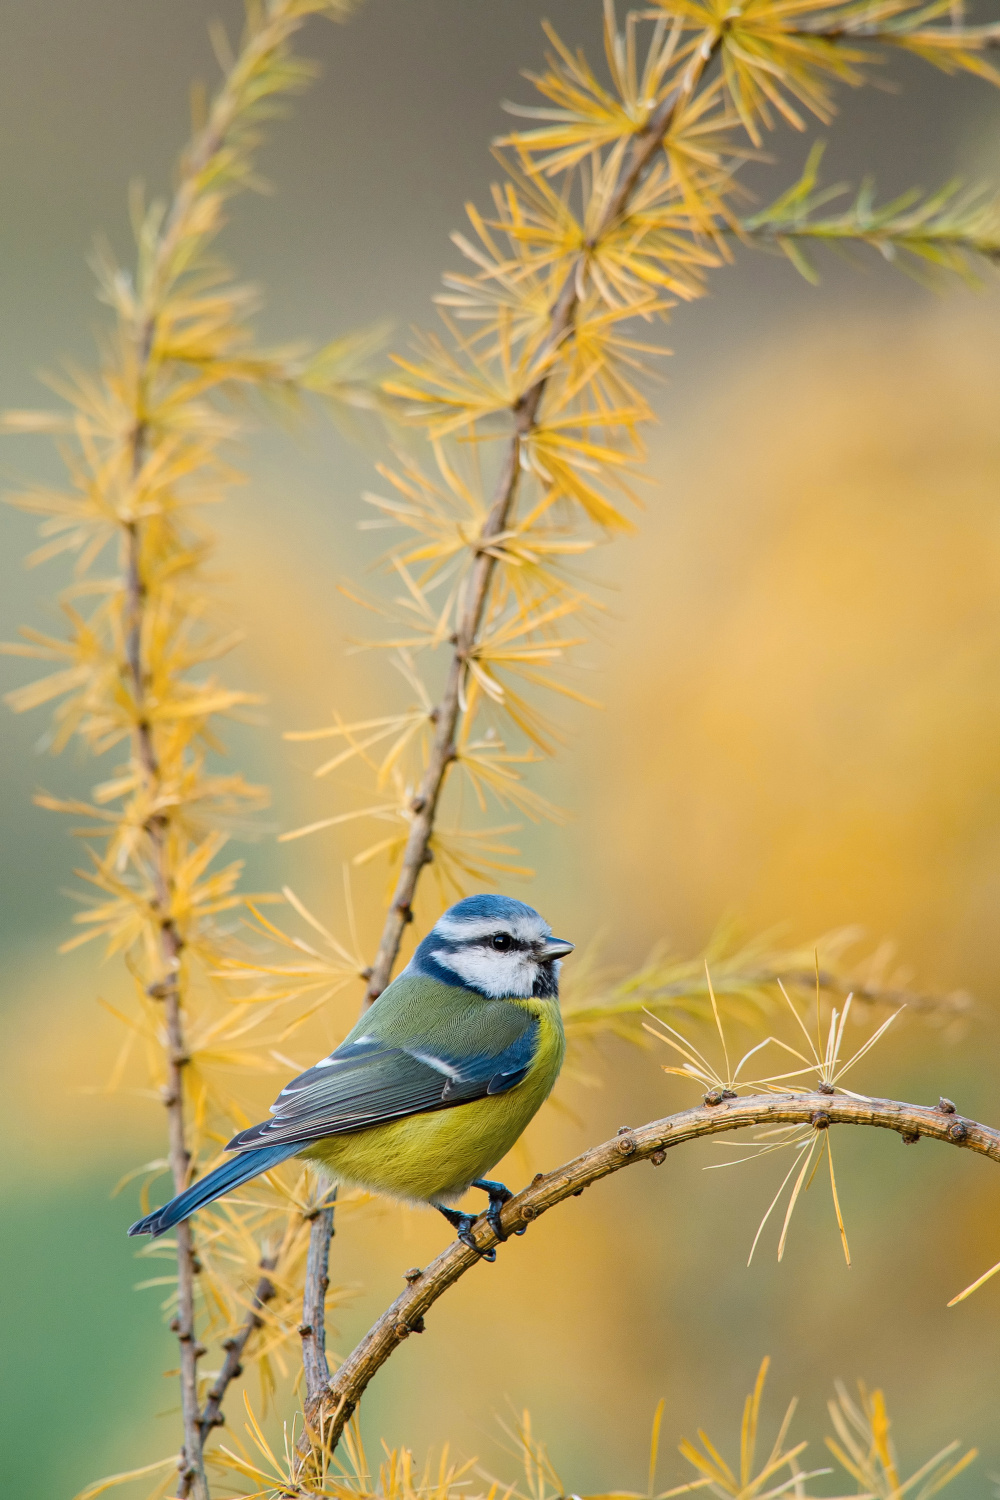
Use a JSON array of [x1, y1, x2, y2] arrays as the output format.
[[540, 938, 574, 960]]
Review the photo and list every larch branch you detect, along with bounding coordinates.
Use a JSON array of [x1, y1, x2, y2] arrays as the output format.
[[193, 1256, 278, 1454], [300, 1089, 999, 1463], [739, 218, 1000, 262], [122, 7, 337, 1491], [635, 968, 974, 1018], [361, 50, 717, 1008], [125, 402, 207, 1500], [303, 37, 723, 1457], [298, 50, 722, 1439], [799, 18, 1000, 45], [301, 1191, 338, 1402]]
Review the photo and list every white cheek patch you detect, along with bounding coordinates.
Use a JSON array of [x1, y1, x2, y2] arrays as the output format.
[[431, 944, 536, 999]]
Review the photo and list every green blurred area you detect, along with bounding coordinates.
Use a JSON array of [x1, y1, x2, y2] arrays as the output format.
[[4, 2, 1000, 1496]]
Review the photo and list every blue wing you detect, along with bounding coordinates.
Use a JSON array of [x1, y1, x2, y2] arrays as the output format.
[[227, 1011, 538, 1152], [128, 1142, 299, 1237]]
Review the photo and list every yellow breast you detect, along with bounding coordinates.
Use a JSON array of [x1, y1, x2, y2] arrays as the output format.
[[302, 997, 565, 1204]]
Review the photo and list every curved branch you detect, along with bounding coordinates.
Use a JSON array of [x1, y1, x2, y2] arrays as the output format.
[[302, 1090, 999, 1460]]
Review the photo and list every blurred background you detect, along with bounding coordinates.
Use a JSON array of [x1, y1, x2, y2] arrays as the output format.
[[4, 1, 1000, 1494]]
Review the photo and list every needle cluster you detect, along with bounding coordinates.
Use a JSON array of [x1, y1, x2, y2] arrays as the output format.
[[215, 1357, 976, 1500]]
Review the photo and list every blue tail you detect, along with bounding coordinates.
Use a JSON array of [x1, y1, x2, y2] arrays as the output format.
[[128, 1143, 301, 1237]]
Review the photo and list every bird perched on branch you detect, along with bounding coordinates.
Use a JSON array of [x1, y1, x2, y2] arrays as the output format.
[[128, 895, 573, 1258]]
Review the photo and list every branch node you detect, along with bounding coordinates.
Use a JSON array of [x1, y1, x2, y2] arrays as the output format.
[[810, 1111, 831, 1130], [949, 1120, 968, 1142], [649, 1149, 667, 1166], [616, 1133, 637, 1156], [817, 1081, 836, 1095], [403, 1266, 422, 1283], [704, 1090, 724, 1107], [520, 1204, 537, 1221], [900, 1130, 920, 1144], [938, 1096, 957, 1113]]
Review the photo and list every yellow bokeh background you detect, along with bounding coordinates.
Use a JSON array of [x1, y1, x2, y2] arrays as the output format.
[[4, 2, 1000, 1495]]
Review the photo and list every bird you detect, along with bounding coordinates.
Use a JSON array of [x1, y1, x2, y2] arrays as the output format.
[[128, 894, 573, 1260]]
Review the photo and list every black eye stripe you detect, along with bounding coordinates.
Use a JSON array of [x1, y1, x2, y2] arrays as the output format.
[[481, 932, 528, 951]]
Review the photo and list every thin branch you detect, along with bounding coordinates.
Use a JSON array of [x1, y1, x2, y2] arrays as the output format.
[[778, 970, 972, 1017], [121, 8, 349, 1492], [126, 359, 208, 1500], [292, 44, 723, 1456], [301, 1090, 999, 1463], [299, 47, 723, 1439], [799, 18, 1000, 45], [300, 1190, 337, 1402], [738, 153, 1000, 285], [742, 217, 1000, 260], [360, 51, 718, 1009], [193, 1256, 279, 1452], [641, 968, 973, 1018]]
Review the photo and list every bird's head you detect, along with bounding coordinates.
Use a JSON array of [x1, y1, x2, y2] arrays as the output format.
[[410, 895, 574, 1000]]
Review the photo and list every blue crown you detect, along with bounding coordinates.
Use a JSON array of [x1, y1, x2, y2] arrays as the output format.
[[439, 894, 542, 926]]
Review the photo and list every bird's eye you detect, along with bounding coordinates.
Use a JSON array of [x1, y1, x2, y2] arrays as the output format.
[[491, 932, 513, 952]]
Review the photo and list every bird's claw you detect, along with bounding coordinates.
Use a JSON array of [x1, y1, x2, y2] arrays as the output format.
[[437, 1179, 523, 1261], [436, 1205, 497, 1260], [485, 1200, 506, 1241], [458, 1215, 497, 1261], [473, 1177, 519, 1246]]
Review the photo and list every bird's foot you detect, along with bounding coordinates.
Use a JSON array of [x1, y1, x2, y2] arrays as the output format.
[[471, 1177, 526, 1241], [435, 1204, 496, 1261]]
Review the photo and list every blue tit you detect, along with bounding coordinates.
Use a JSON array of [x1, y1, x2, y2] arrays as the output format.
[[128, 894, 573, 1259]]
